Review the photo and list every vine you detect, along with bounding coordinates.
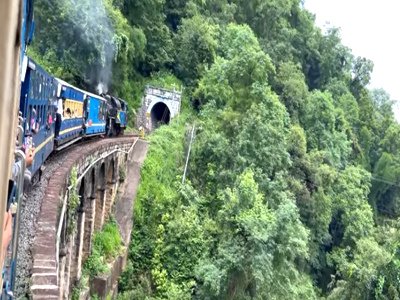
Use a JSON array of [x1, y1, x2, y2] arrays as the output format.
[[67, 166, 80, 234], [119, 166, 126, 182]]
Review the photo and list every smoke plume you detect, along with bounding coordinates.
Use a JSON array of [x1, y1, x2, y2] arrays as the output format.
[[64, 0, 115, 94]]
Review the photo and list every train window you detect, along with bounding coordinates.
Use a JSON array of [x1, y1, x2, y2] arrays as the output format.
[[27, 105, 32, 133], [32, 105, 36, 130], [40, 74, 44, 99], [37, 75, 41, 99], [37, 74, 43, 99], [37, 75, 40, 100], [41, 76, 44, 100], [44, 79, 48, 100], [34, 73, 38, 99], [29, 72, 34, 99], [33, 72, 37, 99], [37, 74, 41, 99], [30, 71, 36, 99], [33, 73, 37, 99], [37, 75, 40, 99], [51, 84, 56, 99], [49, 80, 52, 99], [38, 105, 41, 124], [31, 73, 35, 100], [37, 105, 40, 124], [41, 76, 44, 99]]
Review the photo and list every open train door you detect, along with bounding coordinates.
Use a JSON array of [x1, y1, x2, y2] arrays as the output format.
[[0, 0, 23, 293]]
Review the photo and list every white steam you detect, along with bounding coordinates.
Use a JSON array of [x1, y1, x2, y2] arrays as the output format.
[[96, 82, 108, 95], [65, 0, 115, 93]]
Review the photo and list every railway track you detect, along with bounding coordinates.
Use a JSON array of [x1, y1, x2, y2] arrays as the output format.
[[9, 135, 138, 299]]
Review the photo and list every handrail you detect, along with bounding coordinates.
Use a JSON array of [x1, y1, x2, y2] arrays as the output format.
[[55, 138, 138, 282], [10, 150, 26, 293]]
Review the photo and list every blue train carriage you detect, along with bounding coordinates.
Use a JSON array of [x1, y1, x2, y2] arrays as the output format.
[[83, 92, 107, 136], [54, 78, 87, 149], [19, 57, 58, 175]]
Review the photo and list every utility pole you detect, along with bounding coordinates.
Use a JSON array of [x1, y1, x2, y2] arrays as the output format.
[[182, 125, 195, 184]]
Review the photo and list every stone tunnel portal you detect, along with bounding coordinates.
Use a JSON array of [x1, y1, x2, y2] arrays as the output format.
[[150, 102, 171, 129]]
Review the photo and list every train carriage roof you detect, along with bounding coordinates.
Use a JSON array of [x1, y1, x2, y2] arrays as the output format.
[[55, 78, 105, 102], [26, 57, 55, 80]]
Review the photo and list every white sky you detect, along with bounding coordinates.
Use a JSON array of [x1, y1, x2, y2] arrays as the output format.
[[305, 0, 400, 121]]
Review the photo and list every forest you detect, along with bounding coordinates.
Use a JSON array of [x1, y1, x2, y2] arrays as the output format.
[[29, 0, 400, 299]]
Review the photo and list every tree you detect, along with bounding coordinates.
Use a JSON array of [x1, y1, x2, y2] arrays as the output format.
[[273, 61, 309, 122], [174, 15, 219, 88]]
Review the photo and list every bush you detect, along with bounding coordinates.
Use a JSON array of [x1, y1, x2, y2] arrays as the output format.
[[93, 220, 122, 259], [83, 248, 108, 277], [82, 220, 122, 278]]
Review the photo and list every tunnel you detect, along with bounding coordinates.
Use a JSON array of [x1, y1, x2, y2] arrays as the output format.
[[150, 102, 171, 129]]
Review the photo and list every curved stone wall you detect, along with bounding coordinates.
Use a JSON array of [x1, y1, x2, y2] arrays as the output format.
[[30, 137, 137, 300]]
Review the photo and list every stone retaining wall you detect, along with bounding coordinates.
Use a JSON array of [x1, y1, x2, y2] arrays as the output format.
[[30, 137, 137, 300]]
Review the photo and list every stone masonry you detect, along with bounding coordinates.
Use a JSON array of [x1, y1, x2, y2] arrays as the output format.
[[135, 85, 182, 132], [30, 137, 137, 300]]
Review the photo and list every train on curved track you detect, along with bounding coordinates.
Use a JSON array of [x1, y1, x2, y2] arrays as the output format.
[[1, 0, 129, 298]]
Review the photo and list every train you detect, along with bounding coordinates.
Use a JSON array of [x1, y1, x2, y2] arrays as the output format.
[[1, 0, 129, 298], [22, 57, 129, 177]]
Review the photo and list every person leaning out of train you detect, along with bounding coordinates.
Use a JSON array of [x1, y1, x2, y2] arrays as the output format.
[[12, 143, 35, 192], [14, 114, 35, 193], [54, 107, 62, 139], [30, 108, 40, 135], [46, 110, 53, 131]]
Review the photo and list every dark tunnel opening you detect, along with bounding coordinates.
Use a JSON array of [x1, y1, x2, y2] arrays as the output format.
[[150, 102, 171, 129]]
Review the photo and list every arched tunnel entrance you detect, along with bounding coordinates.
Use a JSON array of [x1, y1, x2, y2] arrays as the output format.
[[150, 102, 171, 129]]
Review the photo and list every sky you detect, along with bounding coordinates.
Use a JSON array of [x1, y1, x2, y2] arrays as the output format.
[[305, 0, 400, 121]]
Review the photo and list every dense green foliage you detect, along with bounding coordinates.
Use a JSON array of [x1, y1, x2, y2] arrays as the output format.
[[83, 219, 123, 278], [72, 219, 123, 300], [31, 0, 400, 299]]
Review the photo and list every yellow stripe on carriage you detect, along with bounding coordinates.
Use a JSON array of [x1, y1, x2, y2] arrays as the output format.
[[34, 125, 82, 153]]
